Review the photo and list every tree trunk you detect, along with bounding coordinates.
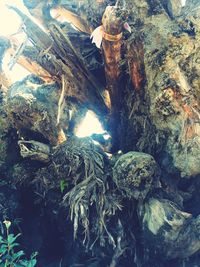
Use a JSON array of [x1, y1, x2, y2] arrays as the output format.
[[1, 0, 200, 266]]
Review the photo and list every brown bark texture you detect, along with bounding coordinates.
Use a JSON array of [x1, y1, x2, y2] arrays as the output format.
[[1, 0, 200, 266]]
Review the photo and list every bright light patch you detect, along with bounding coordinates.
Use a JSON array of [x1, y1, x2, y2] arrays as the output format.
[[2, 52, 30, 83], [76, 110, 105, 137], [103, 134, 111, 140], [0, 0, 28, 36], [0, 0, 32, 83], [181, 0, 186, 6]]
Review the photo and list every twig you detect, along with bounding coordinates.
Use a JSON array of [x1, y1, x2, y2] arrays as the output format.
[[8, 37, 28, 70], [57, 75, 66, 125]]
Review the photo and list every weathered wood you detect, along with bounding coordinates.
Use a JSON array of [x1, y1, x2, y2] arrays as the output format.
[[139, 198, 200, 259], [18, 140, 50, 162], [142, 7, 200, 177], [23, 0, 92, 33], [51, 7, 91, 33], [3, 1, 200, 266], [127, 38, 145, 92], [8, 46, 52, 82], [8, 6, 53, 51], [9, 6, 108, 118], [101, 5, 128, 151], [7, 75, 69, 145], [48, 22, 109, 118], [113, 151, 160, 200]]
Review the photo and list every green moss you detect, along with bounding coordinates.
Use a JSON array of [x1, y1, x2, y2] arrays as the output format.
[[0, 107, 11, 166], [0, 140, 7, 164]]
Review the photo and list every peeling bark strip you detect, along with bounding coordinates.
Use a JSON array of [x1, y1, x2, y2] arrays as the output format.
[[51, 7, 91, 33], [164, 88, 200, 143], [127, 39, 145, 92]]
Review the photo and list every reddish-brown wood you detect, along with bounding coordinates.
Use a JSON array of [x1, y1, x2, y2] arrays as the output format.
[[128, 40, 145, 91], [101, 5, 127, 150]]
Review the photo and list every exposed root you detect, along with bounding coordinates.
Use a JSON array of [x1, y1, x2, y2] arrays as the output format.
[[58, 137, 122, 248]]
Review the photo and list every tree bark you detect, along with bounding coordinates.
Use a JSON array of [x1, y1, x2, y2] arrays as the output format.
[[2, 0, 200, 266]]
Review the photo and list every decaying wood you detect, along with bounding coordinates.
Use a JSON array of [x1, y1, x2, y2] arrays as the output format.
[[5, 34, 52, 81], [8, 6, 109, 124], [101, 5, 128, 151], [7, 75, 69, 145], [113, 151, 160, 199], [8, 6, 53, 51], [141, 6, 200, 177], [2, 1, 200, 266], [48, 22, 109, 117], [127, 38, 145, 92], [51, 7, 91, 33], [8, 46, 52, 82], [23, 0, 92, 33], [102, 6, 123, 104], [140, 198, 200, 259], [18, 140, 50, 162], [8, 37, 28, 71]]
